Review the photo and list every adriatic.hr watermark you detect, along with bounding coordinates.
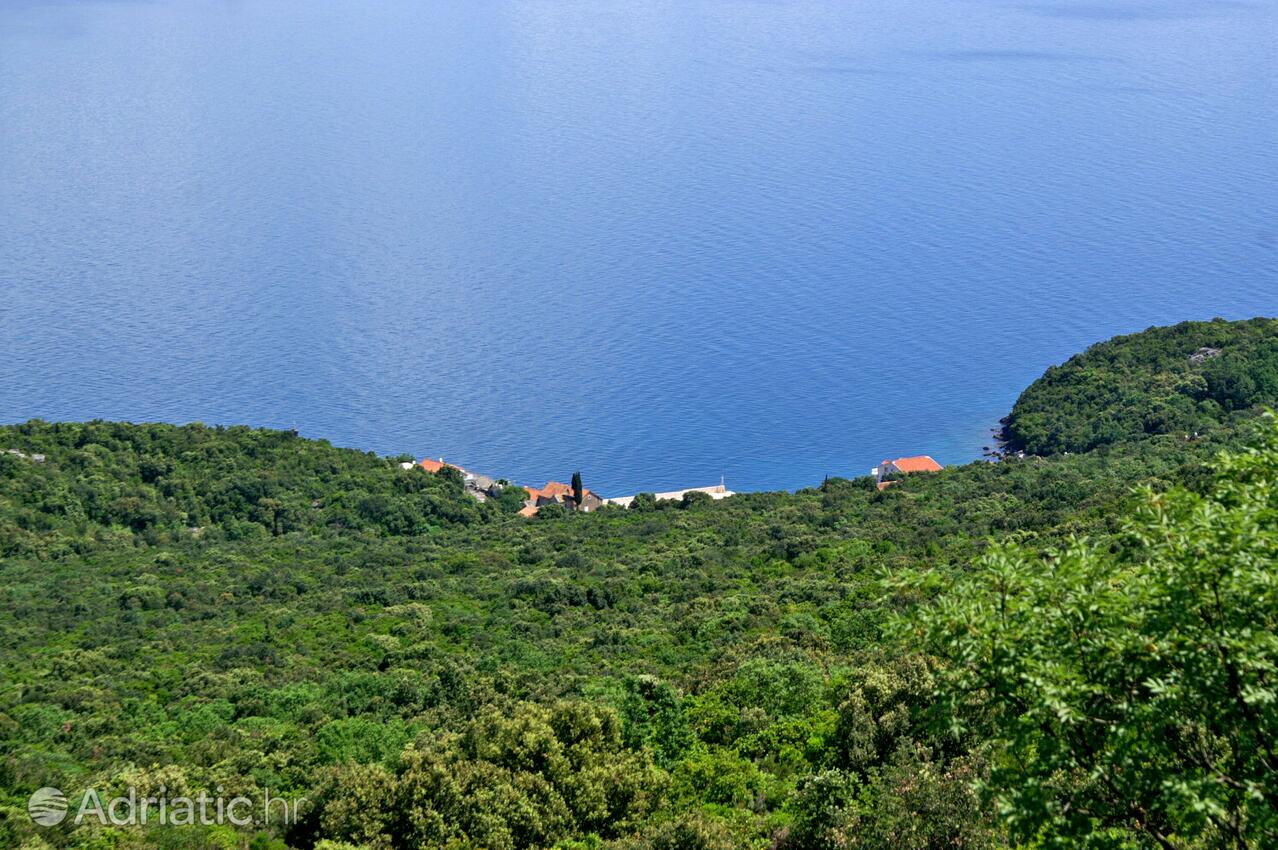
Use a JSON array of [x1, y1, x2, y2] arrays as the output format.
[[28, 786, 306, 828]]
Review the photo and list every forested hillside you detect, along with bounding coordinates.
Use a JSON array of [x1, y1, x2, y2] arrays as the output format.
[[2, 320, 1276, 850], [1003, 317, 1278, 455], [0, 422, 494, 559]]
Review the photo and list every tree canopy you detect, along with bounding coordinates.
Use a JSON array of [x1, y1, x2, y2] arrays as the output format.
[[914, 417, 1278, 849], [1004, 317, 1278, 455], [2, 319, 1277, 850]]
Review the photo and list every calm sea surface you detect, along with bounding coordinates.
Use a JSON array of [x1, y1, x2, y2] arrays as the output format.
[[1, 0, 1275, 494]]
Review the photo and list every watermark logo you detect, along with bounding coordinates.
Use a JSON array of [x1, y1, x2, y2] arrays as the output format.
[[26, 786, 304, 829], [28, 787, 69, 827]]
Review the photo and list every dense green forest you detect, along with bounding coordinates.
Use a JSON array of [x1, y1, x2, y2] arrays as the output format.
[[0, 422, 499, 560], [1003, 317, 1278, 455], [2, 319, 1275, 850]]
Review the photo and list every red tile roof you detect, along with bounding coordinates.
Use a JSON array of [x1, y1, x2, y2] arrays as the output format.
[[542, 481, 574, 498], [888, 456, 942, 474], [518, 505, 539, 518], [419, 457, 465, 474]]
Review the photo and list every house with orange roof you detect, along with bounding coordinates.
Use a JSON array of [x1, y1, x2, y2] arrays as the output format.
[[415, 462, 608, 518], [418, 457, 465, 474], [541, 481, 574, 500], [872, 455, 943, 489], [522, 480, 604, 515]]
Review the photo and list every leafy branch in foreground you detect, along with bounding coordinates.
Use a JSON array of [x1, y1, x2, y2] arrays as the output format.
[[913, 418, 1278, 849]]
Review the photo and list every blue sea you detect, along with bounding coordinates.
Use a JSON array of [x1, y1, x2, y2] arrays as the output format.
[[1, 0, 1275, 495]]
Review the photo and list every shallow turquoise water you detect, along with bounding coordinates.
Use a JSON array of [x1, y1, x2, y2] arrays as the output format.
[[1, 0, 1275, 494]]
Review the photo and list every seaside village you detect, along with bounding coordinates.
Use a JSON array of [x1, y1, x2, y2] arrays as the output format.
[[402, 453, 944, 516]]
